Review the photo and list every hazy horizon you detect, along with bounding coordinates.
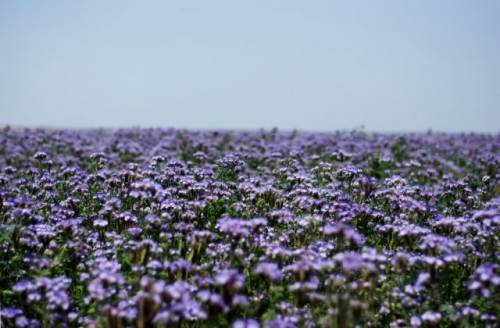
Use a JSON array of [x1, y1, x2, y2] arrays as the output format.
[[1, 1, 499, 133]]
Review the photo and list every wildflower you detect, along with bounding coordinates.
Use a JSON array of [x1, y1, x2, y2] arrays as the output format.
[[333, 252, 364, 273], [420, 311, 442, 324], [215, 269, 245, 303], [34, 151, 48, 161], [254, 262, 282, 281], [233, 318, 260, 328], [468, 263, 500, 298]]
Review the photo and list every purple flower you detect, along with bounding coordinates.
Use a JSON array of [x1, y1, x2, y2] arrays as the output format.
[[472, 209, 500, 225], [15, 316, 29, 327], [409, 315, 422, 327], [419, 234, 456, 255], [217, 218, 251, 239], [153, 310, 179, 325], [214, 269, 245, 303], [420, 311, 442, 324], [233, 318, 260, 328], [254, 262, 282, 281], [215, 269, 245, 289], [34, 151, 48, 161], [46, 288, 71, 311], [128, 226, 143, 237], [1, 307, 22, 319], [468, 263, 500, 298], [284, 260, 317, 282], [322, 223, 364, 247], [12, 280, 35, 294], [333, 252, 364, 272], [288, 277, 319, 293], [197, 289, 229, 313], [93, 218, 108, 228], [264, 317, 297, 328]]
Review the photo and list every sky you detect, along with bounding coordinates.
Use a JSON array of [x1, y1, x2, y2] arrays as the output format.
[[0, 1, 499, 133]]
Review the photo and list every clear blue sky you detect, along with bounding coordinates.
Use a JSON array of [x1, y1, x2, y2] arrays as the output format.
[[1, 1, 499, 132]]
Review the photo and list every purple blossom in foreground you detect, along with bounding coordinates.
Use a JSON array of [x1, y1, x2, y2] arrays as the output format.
[[254, 262, 282, 281], [333, 252, 364, 273], [215, 269, 245, 289], [468, 263, 500, 298], [420, 311, 442, 325], [2, 128, 500, 327], [233, 318, 260, 328]]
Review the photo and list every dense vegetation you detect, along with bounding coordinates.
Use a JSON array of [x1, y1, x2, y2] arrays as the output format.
[[1, 127, 499, 327]]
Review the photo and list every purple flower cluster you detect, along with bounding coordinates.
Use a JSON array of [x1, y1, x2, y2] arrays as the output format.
[[1, 127, 500, 327]]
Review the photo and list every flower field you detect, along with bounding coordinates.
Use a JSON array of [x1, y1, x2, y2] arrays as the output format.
[[1, 127, 499, 327]]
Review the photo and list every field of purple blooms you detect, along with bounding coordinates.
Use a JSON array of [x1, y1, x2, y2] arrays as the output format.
[[1, 127, 500, 327]]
